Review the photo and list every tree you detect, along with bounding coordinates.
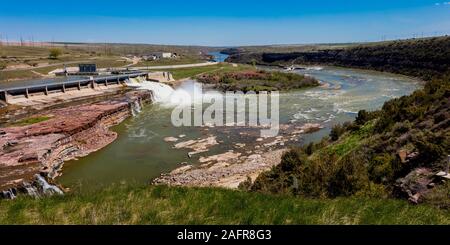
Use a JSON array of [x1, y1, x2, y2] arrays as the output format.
[[251, 59, 257, 68], [49, 48, 62, 59], [355, 110, 369, 125], [330, 124, 345, 141]]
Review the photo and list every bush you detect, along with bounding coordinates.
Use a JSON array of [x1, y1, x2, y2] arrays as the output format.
[[279, 148, 306, 172], [368, 153, 396, 183], [355, 110, 369, 125], [392, 121, 412, 135], [49, 48, 62, 59], [327, 152, 370, 197], [423, 182, 450, 209], [238, 176, 253, 191], [330, 124, 346, 141], [304, 142, 314, 155]]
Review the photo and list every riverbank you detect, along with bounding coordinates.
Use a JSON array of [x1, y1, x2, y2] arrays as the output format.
[[0, 90, 152, 197], [196, 69, 319, 92]]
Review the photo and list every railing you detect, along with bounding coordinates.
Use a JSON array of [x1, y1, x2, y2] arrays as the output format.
[[0, 72, 148, 102]]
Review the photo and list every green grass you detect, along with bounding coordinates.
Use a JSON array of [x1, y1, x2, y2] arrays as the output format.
[[0, 46, 55, 57], [0, 184, 448, 224], [325, 121, 375, 157], [167, 64, 227, 80], [0, 69, 40, 81], [10, 116, 52, 126], [91, 57, 131, 68], [167, 63, 256, 80]]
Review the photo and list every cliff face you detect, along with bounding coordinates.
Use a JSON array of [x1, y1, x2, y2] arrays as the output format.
[[227, 36, 450, 80], [0, 90, 152, 196]]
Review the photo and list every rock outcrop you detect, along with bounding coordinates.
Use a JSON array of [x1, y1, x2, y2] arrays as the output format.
[[0, 90, 152, 197], [394, 168, 449, 204]]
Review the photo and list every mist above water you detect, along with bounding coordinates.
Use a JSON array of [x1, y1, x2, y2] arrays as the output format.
[[60, 67, 421, 191], [126, 79, 208, 107]]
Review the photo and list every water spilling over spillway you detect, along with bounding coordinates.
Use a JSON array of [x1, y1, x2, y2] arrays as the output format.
[[60, 67, 421, 191], [125, 78, 206, 107], [125, 78, 175, 103]]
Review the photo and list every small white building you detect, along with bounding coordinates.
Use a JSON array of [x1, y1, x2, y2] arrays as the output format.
[[143, 52, 178, 60], [158, 52, 174, 58]]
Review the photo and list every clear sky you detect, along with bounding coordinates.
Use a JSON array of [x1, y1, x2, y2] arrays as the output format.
[[0, 0, 449, 46]]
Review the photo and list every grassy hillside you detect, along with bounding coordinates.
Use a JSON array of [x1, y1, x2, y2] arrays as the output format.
[[250, 76, 449, 207], [0, 184, 448, 224]]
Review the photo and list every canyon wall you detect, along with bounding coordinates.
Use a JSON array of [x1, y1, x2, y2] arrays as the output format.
[[227, 36, 450, 80], [0, 90, 152, 198]]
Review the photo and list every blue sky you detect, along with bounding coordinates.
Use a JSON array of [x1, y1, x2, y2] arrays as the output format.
[[0, 0, 449, 46]]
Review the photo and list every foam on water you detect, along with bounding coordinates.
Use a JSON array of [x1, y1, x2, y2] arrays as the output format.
[[59, 66, 422, 191], [125, 79, 210, 107]]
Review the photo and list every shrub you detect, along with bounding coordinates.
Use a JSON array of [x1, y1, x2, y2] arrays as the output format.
[[327, 152, 370, 197], [330, 124, 346, 141], [392, 121, 412, 135], [423, 182, 450, 209], [304, 142, 314, 155], [49, 48, 62, 59], [279, 148, 306, 172], [355, 110, 369, 125], [368, 153, 396, 183], [238, 176, 253, 191]]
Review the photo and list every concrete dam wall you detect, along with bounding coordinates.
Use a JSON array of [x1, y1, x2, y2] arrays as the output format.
[[0, 71, 173, 104]]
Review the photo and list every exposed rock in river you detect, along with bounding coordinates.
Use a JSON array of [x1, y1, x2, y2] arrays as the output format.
[[155, 122, 323, 189], [164, 136, 179, 142], [0, 90, 152, 198], [154, 149, 286, 189], [173, 136, 218, 157]]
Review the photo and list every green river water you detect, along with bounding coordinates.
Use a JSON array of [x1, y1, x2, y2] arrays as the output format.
[[58, 66, 421, 191]]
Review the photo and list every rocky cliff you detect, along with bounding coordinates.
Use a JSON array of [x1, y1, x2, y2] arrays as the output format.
[[0, 90, 152, 198], [227, 36, 450, 80]]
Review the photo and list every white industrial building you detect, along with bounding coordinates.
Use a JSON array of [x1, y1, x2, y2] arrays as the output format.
[[142, 52, 178, 61]]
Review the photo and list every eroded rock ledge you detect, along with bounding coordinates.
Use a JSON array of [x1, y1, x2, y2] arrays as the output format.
[[0, 90, 152, 198], [154, 123, 322, 188]]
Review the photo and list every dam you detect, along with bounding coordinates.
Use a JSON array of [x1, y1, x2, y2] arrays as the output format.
[[0, 71, 173, 104]]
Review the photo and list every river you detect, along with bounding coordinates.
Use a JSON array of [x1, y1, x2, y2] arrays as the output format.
[[208, 51, 229, 62], [58, 66, 421, 191]]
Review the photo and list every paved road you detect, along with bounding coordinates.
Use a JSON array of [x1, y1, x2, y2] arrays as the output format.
[[132, 62, 219, 70]]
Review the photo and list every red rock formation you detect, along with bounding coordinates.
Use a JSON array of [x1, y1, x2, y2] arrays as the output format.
[[0, 91, 151, 192]]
